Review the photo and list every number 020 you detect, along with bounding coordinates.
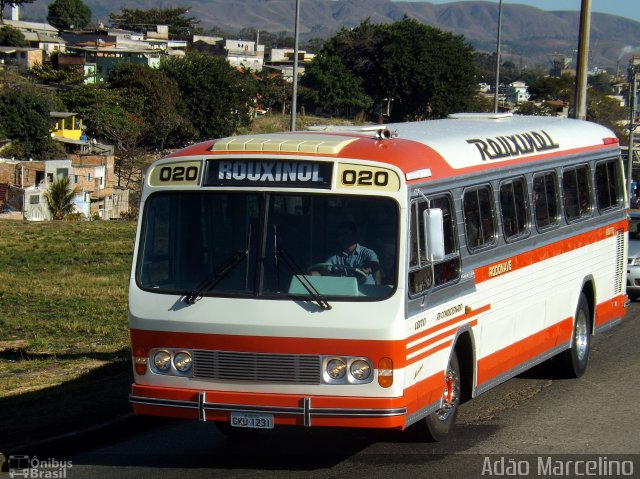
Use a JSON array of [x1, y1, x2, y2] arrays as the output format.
[[159, 166, 199, 182], [342, 169, 389, 187]]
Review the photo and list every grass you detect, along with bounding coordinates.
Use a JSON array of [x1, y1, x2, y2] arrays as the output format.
[[0, 220, 136, 395]]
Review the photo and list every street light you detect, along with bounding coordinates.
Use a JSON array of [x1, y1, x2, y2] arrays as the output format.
[[493, 0, 503, 113], [290, 0, 301, 131], [627, 56, 640, 203]]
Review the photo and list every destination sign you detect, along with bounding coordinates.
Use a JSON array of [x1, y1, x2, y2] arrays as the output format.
[[204, 160, 333, 188]]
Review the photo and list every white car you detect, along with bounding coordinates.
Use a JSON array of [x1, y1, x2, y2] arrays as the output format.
[[628, 212, 640, 297]]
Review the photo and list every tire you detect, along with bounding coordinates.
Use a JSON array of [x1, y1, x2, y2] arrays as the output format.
[[410, 350, 461, 442], [560, 293, 591, 378]]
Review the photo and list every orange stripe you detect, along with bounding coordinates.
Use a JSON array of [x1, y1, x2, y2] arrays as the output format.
[[407, 339, 453, 365], [406, 319, 479, 358], [477, 316, 573, 385], [595, 294, 627, 327], [475, 219, 627, 283], [407, 304, 490, 344]]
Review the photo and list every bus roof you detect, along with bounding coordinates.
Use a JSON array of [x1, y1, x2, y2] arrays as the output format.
[[167, 115, 618, 183]]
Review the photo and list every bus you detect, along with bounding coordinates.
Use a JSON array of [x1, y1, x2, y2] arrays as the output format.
[[128, 113, 628, 441]]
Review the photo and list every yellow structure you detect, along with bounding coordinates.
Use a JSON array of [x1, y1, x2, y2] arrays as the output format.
[[50, 112, 83, 141]]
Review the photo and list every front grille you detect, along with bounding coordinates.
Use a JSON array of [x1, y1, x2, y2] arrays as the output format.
[[192, 350, 321, 384]]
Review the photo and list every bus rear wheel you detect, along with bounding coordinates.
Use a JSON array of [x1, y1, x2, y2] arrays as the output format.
[[560, 293, 591, 378], [412, 351, 461, 441]]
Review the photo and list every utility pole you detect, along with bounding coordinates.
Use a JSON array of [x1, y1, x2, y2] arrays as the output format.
[[493, 0, 504, 113], [628, 57, 640, 204], [573, 0, 591, 120], [290, 0, 301, 131]]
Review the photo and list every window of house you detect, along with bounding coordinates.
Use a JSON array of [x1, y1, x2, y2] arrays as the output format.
[[47, 173, 54, 183], [56, 168, 68, 178], [595, 159, 623, 212], [532, 171, 560, 230], [30, 195, 39, 205], [74, 175, 79, 183], [499, 177, 530, 240], [463, 185, 496, 252], [409, 194, 460, 295], [563, 165, 592, 222]]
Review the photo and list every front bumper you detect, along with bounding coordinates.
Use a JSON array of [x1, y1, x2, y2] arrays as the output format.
[[130, 384, 408, 429]]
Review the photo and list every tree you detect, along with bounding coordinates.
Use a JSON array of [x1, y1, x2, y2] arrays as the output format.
[[109, 7, 200, 36], [44, 175, 77, 220], [47, 0, 91, 31], [588, 71, 614, 95], [321, 19, 477, 121], [0, 84, 65, 160], [108, 63, 195, 149], [381, 19, 477, 120], [300, 53, 372, 115], [515, 101, 553, 116], [30, 61, 85, 85], [0, 25, 26, 46], [586, 90, 627, 141], [528, 75, 574, 102], [0, 0, 34, 25], [161, 51, 256, 139], [256, 71, 290, 115]]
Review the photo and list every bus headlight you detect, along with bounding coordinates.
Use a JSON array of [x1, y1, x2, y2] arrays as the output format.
[[326, 358, 347, 380], [350, 359, 371, 381], [153, 350, 171, 372], [173, 351, 192, 373], [322, 356, 373, 384]]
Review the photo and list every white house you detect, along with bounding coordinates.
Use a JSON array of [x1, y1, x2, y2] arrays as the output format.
[[507, 81, 530, 105]]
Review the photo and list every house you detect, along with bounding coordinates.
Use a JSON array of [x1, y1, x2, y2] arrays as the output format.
[[0, 46, 43, 70], [0, 112, 131, 220], [223, 39, 265, 71], [264, 47, 315, 81], [49, 112, 129, 219], [193, 36, 265, 72], [59, 26, 186, 83], [3, 6, 66, 60], [507, 81, 530, 104], [63, 42, 162, 83]]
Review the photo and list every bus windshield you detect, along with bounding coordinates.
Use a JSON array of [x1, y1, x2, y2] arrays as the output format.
[[137, 192, 399, 301]]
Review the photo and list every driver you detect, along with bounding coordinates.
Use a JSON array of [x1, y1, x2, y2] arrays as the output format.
[[318, 221, 382, 285]]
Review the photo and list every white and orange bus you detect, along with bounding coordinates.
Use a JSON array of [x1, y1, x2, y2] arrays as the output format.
[[129, 113, 628, 440]]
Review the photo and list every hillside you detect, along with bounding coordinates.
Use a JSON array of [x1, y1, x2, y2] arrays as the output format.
[[15, 0, 640, 69]]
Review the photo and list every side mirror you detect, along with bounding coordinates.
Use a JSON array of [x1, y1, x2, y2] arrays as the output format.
[[423, 208, 445, 262]]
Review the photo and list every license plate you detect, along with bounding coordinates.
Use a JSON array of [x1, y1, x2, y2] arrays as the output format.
[[230, 412, 274, 429]]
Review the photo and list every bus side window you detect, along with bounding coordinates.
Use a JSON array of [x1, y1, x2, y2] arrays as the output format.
[[409, 194, 460, 296], [595, 159, 623, 212], [499, 177, 530, 241], [563, 165, 592, 222], [463, 184, 496, 252], [532, 171, 560, 231]]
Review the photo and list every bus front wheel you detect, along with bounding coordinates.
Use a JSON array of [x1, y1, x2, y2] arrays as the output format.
[[412, 350, 461, 441]]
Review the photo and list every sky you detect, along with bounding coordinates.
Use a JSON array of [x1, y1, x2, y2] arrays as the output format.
[[398, 1, 640, 23]]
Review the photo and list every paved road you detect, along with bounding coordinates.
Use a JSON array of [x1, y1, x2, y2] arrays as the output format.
[[11, 303, 640, 479]]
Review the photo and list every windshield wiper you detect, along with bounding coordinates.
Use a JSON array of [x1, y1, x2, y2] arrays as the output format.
[[274, 248, 331, 310], [184, 250, 248, 304]]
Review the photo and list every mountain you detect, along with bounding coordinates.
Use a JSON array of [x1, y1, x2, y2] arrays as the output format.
[[14, 0, 640, 69]]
